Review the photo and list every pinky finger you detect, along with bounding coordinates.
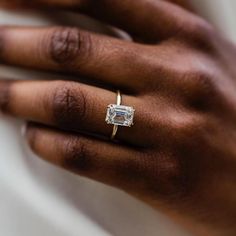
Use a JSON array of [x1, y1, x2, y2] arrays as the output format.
[[25, 123, 144, 188]]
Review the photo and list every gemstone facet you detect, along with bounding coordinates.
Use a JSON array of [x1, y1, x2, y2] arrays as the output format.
[[106, 104, 135, 127]]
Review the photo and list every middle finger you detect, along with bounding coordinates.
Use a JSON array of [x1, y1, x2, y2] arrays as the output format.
[[0, 26, 147, 91]]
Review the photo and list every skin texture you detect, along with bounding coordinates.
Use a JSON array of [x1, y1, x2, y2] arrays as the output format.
[[0, 0, 236, 235]]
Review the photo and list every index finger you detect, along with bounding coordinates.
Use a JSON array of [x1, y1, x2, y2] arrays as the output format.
[[0, 0, 200, 42]]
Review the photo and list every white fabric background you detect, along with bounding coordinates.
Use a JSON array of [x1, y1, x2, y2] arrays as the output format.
[[0, 1, 235, 235]]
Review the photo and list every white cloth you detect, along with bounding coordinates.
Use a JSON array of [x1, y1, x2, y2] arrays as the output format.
[[0, 1, 235, 235]]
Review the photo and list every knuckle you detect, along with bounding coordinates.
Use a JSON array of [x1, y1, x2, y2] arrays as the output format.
[[171, 112, 207, 145], [51, 82, 87, 128], [194, 23, 216, 50], [157, 155, 184, 194], [192, 71, 216, 95], [164, 155, 196, 198], [162, 117, 210, 196], [47, 27, 90, 66], [142, 141, 208, 199], [183, 71, 219, 110], [62, 137, 92, 172], [169, 116, 215, 197], [179, 19, 215, 51], [144, 152, 187, 197]]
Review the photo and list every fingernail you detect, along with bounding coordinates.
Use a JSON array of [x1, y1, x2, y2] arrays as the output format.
[[21, 123, 27, 136], [0, 80, 11, 113]]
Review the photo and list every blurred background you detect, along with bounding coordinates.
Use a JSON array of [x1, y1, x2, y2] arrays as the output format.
[[0, 1, 235, 235]]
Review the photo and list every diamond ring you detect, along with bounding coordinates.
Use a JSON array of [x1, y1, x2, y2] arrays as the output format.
[[105, 90, 135, 140]]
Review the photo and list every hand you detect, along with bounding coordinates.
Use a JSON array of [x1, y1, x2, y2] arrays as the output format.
[[0, 1, 236, 235]]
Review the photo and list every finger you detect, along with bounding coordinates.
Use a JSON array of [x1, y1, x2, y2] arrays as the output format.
[[1, 0, 201, 42], [0, 0, 193, 9], [26, 123, 144, 189], [0, 80, 145, 146], [0, 26, 146, 90], [167, 0, 194, 11], [78, 0, 199, 42]]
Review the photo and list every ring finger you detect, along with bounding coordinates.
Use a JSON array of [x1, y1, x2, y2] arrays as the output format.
[[0, 79, 147, 146]]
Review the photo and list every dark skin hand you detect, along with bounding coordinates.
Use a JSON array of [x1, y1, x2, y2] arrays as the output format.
[[0, 0, 236, 235]]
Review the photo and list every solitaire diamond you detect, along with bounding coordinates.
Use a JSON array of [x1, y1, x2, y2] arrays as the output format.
[[106, 104, 135, 127]]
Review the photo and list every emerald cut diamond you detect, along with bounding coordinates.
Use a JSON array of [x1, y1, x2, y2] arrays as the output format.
[[106, 104, 135, 127]]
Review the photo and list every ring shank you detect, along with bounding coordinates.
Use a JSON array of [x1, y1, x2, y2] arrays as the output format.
[[116, 90, 122, 106], [111, 125, 118, 140]]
